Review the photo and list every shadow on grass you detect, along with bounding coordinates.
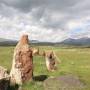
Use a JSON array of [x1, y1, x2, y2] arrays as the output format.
[[7, 75, 48, 90], [8, 84, 19, 90], [33, 75, 48, 82]]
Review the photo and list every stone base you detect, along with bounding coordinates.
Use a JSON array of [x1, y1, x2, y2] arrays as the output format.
[[0, 66, 10, 90], [0, 79, 9, 90]]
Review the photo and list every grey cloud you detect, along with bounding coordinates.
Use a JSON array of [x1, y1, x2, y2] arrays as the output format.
[[0, 0, 90, 41], [0, 0, 46, 12], [0, 3, 18, 17], [0, 0, 90, 20], [0, 0, 83, 12], [0, 0, 90, 17]]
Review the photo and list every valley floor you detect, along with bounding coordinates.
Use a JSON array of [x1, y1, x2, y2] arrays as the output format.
[[0, 46, 90, 90]]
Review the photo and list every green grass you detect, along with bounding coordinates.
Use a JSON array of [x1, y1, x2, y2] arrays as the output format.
[[0, 46, 90, 90]]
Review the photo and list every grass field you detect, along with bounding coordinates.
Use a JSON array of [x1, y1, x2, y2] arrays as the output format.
[[0, 46, 90, 90]]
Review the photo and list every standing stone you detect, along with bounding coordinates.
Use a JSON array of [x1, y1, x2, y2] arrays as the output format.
[[10, 35, 33, 85], [44, 51, 57, 71], [32, 48, 39, 55]]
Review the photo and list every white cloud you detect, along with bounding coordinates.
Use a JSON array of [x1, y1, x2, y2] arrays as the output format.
[[0, 13, 69, 42], [0, 0, 90, 42]]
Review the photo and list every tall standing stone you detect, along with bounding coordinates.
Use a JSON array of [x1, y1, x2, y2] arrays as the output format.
[[10, 35, 33, 85]]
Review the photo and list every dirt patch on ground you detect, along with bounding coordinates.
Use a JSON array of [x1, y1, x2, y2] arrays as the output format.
[[43, 75, 85, 90]]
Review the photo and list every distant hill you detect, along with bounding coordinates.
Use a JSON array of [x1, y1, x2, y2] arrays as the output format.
[[60, 37, 90, 46], [0, 38, 18, 46], [0, 38, 55, 46], [0, 37, 90, 46], [0, 38, 45, 45], [0, 38, 11, 42]]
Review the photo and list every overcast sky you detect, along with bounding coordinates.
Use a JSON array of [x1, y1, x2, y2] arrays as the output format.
[[0, 0, 90, 42]]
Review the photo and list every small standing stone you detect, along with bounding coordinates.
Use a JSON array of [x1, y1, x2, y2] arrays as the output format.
[[32, 48, 39, 55], [44, 51, 57, 71]]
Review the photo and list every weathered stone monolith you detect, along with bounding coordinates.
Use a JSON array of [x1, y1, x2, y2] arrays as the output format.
[[10, 35, 33, 85]]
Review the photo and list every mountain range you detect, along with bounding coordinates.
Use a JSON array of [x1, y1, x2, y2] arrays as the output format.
[[0, 38, 17, 46], [0, 37, 90, 46], [60, 37, 90, 46]]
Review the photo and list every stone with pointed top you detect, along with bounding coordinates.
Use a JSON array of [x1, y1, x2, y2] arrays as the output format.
[[10, 35, 33, 85]]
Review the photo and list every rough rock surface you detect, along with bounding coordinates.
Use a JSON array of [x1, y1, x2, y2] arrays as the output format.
[[10, 35, 33, 85], [43, 75, 85, 90], [44, 51, 57, 71], [0, 66, 10, 90], [32, 48, 39, 55]]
